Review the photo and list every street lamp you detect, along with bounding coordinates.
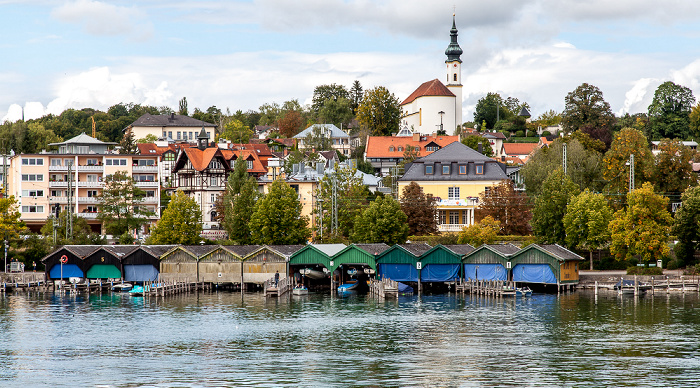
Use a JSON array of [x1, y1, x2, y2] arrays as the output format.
[[438, 111, 445, 133]]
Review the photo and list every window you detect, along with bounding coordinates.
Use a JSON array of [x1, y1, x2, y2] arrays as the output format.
[[439, 210, 446, 225], [398, 146, 403, 152], [211, 193, 217, 203], [168, 131, 173, 138], [442, 165, 450, 175], [389, 146, 394, 152], [189, 132, 194, 140], [164, 152, 175, 161], [51, 190, 62, 197], [453, 73, 457, 82], [77, 146, 88, 154], [22, 158, 44, 166], [206, 131, 211, 139], [137, 159, 155, 166], [64, 159, 73, 166], [22, 190, 44, 197], [22, 206, 44, 213], [459, 165, 467, 174], [476, 164, 484, 175], [106, 159, 127, 166], [50, 159, 62, 166], [86, 206, 98, 213], [146, 190, 156, 198], [87, 174, 98, 182], [163, 131, 167, 138], [414, 146, 420, 151], [449, 211, 459, 224], [87, 190, 98, 197], [21, 174, 43, 182], [177, 132, 182, 140], [86, 158, 98, 166], [448, 186, 460, 200], [462, 210, 469, 225], [425, 165, 433, 175], [210, 177, 218, 186], [247, 160, 253, 169]]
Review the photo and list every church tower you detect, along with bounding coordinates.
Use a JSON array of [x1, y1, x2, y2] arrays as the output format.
[[445, 14, 463, 131]]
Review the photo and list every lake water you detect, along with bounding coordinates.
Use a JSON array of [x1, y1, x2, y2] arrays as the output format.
[[1, 290, 699, 387]]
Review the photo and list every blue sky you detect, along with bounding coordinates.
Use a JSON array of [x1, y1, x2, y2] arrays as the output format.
[[2, 0, 700, 124]]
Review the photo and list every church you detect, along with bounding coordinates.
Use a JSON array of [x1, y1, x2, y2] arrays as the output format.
[[400, 15, 463, 136]]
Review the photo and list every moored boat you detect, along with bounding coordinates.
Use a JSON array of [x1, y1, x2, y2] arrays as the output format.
[[300, 268, 327, 280], [337, 280, 359, 293], [129, 284, 148, 296], [292, 285, 309, 295], [112, 283, 133, 292], [516, 287, 532, 297]]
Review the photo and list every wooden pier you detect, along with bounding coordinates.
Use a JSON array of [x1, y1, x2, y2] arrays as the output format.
[[369, 278, 399, 298], [456, 279, 518, 297], [264, 275, 293, 297]]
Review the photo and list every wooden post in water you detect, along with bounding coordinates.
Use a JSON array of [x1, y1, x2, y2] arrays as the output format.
[[594, 280, 598, 296], [682, 276, 685, 293], [651, 277, 654, 295], [634, 275, 638, 296]]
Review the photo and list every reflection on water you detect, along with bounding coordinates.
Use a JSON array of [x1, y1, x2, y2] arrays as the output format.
[[1, 290, 699, 387]]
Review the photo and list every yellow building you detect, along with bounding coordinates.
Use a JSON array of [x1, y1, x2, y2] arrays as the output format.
[[8, 133, 160, 234], [397, 141, 509, 232]]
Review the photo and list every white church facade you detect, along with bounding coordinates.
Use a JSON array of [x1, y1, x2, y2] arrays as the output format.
[[400, 15, 463, 136]]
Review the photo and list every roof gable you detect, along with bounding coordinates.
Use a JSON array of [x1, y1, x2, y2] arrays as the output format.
[[401, 79, 455, 105]]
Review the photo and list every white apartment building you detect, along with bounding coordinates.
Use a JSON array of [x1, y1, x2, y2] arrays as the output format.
[[8, 133, 160, 234]]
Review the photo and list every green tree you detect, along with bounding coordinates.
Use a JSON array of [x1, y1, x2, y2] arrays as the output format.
[[561, 83, 614, 133], [312, 84, 349, 113], [351, 196, 409, 245], [249, 179, 311, 244], [119, 130, 137, 154], [477, 180, 531, 235], [178, 97, 188, 116], [40, 211, 102, 246], [220, 119, 253, 143], [220, 158, 258, 244], [653, 138, 696, 197], [400, 181, 438, 236], [602, 128, 655, 197], [318, 97, 354, 129], [136, 134, 158, 143], [98, 171, 152, 237], [27, 123, 62, 152], [0, 196, 26, 242], [473, 93, 508, 130], [672, 186, 700, 267], [610, 182, 672, 264], [457, 216, 500, 246], [356, 86, 401, 136], [689, 102, 700, 140], [258, 102, 282, 126], [148, 191, 202, 244], [647, 81, 695, 140], [316, 167, 369, 241], [535, 110, 562, 127], [563, 190, 613, 270], [349, 80, 363, 114], [531, 169, 580, 244], [461, 135, 494, 157]]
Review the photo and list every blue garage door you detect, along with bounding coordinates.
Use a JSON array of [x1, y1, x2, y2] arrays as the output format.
[[49, 264, 84, 279], [512, 264, 557, 284], [421, 264, 460, 282], [377, 263, 418, 282], [124, 265, 159, 282], [464, 264, 507, 281]]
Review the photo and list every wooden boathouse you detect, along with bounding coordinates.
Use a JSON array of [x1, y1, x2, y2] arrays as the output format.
[[198, 245, 254, 285], [43, 245, 103, 280], [243, 245, 299, 285], [83, 246, 133, 280], [420, 244, 474, 283], [509, 244, 583, 289], [463, 244, 520, 281], [376, 243, 432, 291]]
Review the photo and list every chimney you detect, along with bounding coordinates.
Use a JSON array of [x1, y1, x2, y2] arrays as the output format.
[[413, 132, 420, 142], [431, 132, 437, 137]]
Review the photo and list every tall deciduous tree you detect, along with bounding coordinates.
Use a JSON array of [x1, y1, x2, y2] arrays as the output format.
[[249, 179, 310, 245], [178, 97, 188, 116], [219, 158, 258, 244], [457, 216, 500, 246], [119, 130, 137, 154], [400, 181, 438, 236], [315, 166, 369, 241], [98, 171, 152, 237], [356, 86, 401, 136], [477, 180, 531, 235], [689, 102, 700, 140], [461, 135, 494, 157], [352, 196, 409, 245], [522, 138, 603, 196], [602, 128, 654, 198], [653, 138, 696, 197], [610, 182, 672, 264], [563, 190, 613, 270], [531, 169, 580, 244], [473, 92, 508, 130], [0, 196, 26, 242], [318, 97, 354, 129], [312, 84, 349, 113], [647, 81, 695, 140], [278, 110, 304, 138], [148, 191, 202, 244], [219, 119, 253, 143], [672, 186, 700, 267], [561, 83, 614, 133]]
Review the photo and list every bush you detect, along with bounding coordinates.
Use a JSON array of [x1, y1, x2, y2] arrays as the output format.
[[526, 130, 537, 137], [541, 131, 551, 137], [683, 264, 700, 276], [515, 130, 525, 137], [594, 256, 630, 270], [626, 266, 663, 275], [667, 259, 682, 270]]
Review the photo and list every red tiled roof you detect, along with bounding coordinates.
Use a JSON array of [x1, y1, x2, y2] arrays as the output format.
[[365, 135, 460, 158], [222, 149, 268, 175], [401, 79, 455, 105], [503, 143, 539, 156], [137, 143, 192, 156], [183, 147, 221, 171]]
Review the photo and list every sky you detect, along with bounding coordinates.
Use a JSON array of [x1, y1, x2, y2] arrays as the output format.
[[2, 0, 700, 125]]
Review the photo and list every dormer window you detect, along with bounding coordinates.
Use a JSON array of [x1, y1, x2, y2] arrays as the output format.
[[425, 165, 434, 175], [442, 165, 450, 175], [476, 164, 484, 175], [398, 146, 403, 152], [389, 146, 394, 152], [459, 165, 467, 174]]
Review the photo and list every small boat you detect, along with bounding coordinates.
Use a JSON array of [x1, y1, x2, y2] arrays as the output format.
[[337, 280, 359, 293], [129, 284, 148, 296], [292, 285, 309, 295], [347, 268, 358, 276], [502, 286, 516, 297], [516, 287, 532, 297], [112, 283, 133, 292], [300, 268, 327, 280], [397, 282, 414, 294]]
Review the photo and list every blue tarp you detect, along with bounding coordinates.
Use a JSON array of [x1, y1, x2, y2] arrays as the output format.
[[49, 264, 84, 279], [397, 282, 414, 294], [512, 264, 557, 284], [124, 265, 159, 282], [377, 264, 418, 282], [464, 264, 507, 281], [421, 264, 460, 282]]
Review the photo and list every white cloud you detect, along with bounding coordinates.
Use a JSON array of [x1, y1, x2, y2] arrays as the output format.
[[51, 0, 153, 40]]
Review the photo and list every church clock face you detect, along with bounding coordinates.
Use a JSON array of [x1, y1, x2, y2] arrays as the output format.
[[453, 63, 458, 67]]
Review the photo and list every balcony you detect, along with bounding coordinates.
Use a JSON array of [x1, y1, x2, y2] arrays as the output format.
[[49, 181, 68, 188], [438, 224, 468, 232], [77, 197, 99, 203], [77, 212, 99, 219], [77, 165, 103, 172], [49, 197, 68, 204], [436, 197, 479, 207], [49, 165, 69, 172], [135, 181, 159, 188], [142, 197, 159, 204], [77, 181, 103, 188], [133, 165, 158, 173]]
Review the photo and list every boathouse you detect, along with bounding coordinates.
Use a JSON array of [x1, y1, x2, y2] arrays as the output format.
[[245, 245, 304, 284], [289, 244, 346, 272], [463, 244, 520, 281], [197, 245, 254, 285], [159, 245, 215, 282], [121, 245, 169, 282], [375, 243, 432, 283], [509, 244, 583, 285], [83, 246, 134, 280], [331, 243, 389, 274], [43, 245, 102, 280], [420, 244, 473, 282]]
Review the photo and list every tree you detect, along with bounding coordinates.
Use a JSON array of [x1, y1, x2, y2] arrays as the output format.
[[27, 123, 62, 151], [312, 84, 349, 113], [249, 179, 311, 244], [316, 166, 369, 241], [647, 81, 695, 140], [136, 134, 158, 143], [178, 97, 188, 116], [653, 138, 696, 197], [356, 86, 401, 136], [349, 80, 363, 114], [563, 190, 613, 270], [672, 186, 700, 267], [561, 83, 614, 133], [40, 211, 101, 246], [457, 216, 500, 246], [477, 180, 531, 235], [317, 97, 354, 129], [98, 171, 152, 237], [535, 110, 562, 127], [0, 196, 26, 242], [220, 158, 258, 244], [602, 128, 655, 197], [119, 130, 137, 154], [148, 191, 201, 244], [220, 119, 253, 143], [278, 110, 304, 138], [461, 135, 494, 157], [531, 169, 580, 244], [610, 182, 672, 264], [258, 102, 282, 126], [689, 102, 700, 140], [352, 196, 409, 245], [473, 93, 508, 130], [400, 182, 438, 236]]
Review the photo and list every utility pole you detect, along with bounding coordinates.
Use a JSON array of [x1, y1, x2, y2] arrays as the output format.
[[331, 173, 338, 237], [629, 154, 635, 193], [66, 160, 73, 240], [563, 142, 567, 175]]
